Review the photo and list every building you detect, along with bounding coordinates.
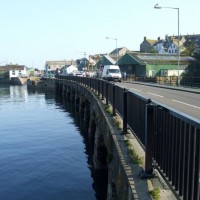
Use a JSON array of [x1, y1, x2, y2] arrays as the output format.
[[117, 52, 200, 77], [88, 48, 129, 71], [140, 37, 157, 53], [109, 47, 129, 57], [141, 34, 200, 55], [45, 60, 76, 75], [0, 64, 27, 79]]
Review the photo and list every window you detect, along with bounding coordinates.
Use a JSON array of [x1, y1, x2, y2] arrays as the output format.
[[19, 70, 21, 75], [12, 70, 15, 75]]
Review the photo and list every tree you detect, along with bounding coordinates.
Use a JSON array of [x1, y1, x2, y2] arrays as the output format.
[[150, 47, 158, 53], [181, 41, 195, 56]]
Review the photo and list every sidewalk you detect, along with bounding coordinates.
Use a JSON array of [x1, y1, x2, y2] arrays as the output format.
[[131, 81, 200, 94]]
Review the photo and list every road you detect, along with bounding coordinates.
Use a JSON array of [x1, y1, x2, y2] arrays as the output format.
[[116, 82, 200, 120]]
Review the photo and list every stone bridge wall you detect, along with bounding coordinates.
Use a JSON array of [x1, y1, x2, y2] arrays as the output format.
[[54, 79, 141, 200]]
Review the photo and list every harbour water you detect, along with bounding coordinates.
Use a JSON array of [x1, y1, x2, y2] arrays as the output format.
[[0, 85, 107, 200]]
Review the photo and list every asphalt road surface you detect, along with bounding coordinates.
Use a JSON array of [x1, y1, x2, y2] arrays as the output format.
[[116, 82, 200, 120]]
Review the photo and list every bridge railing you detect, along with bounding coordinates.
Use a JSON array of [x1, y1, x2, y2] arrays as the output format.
[[56, 75, 200, 200]]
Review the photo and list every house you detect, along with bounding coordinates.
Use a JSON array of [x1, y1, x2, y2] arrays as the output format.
[[153, 37, 166, 54], [66, 65, 78, 74], [88, 54, 106, 66], [117, 52, 200, 77], [0, 64, 28, 85], [94, 55, 117, 70], [76, 57, 89, 71], [88, 48, 129, 71], [109, 47, 129, 57], [167, 39, 178, 54], [27, 68, 45, 77], [0, 64, 27, 79], [140, 37, 157, 53], [141, 34, 200, 55], [45, 60, 76, 75]]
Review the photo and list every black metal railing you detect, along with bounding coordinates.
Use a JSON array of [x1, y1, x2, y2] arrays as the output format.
[[56, 75, 200, 200]]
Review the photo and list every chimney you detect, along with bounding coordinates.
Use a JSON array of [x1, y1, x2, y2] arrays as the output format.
[[144, 36, 146, 41], [158, 37, 160, 41]]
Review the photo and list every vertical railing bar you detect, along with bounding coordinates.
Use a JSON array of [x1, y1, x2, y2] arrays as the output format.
[[193, 128, 200, 200], [106, 82, 108, 105], [188, 126, 196, 200], [112, 84, 116, 116], [183, 124, 190, 199], [174, 118, 180, 191], [163, 111, 169, 174], [171, 117, 177, 185], [123, 88, 128, 134]]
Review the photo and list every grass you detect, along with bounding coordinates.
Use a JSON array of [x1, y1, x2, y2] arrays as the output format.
[[149, 188, 160, 200], [104, 104, 112, 115], [124, 140, 143, 165], [113, 117, 121, 130]]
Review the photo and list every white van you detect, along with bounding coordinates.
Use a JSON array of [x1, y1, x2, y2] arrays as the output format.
[[102, 65, 122, 82]]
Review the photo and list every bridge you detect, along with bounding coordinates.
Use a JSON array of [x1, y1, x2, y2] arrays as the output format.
[[36, 76, 200, 200]]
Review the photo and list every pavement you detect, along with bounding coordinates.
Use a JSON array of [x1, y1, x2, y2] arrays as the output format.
[[131, 81, 200, 94], [124, 131, 179, 200]]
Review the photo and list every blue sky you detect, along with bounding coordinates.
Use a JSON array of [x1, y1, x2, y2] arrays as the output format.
[[0, 0, 199, 69]]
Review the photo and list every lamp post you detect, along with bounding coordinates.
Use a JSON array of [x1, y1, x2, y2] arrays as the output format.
[[84, 52, 86, 72], [154, 3, 180, 85], [106, 36, 118, 64]]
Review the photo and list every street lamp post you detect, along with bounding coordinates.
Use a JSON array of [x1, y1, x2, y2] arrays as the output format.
[[154, 4, 180, 85], [84, 52, 86, 72], [106, 37, 118, 64]]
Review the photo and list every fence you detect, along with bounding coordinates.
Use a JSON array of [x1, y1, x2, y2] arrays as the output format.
[[56, 75, 200, 200]]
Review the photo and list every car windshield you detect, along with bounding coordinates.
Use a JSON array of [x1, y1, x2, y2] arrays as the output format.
[[108, 69, 120, 73]]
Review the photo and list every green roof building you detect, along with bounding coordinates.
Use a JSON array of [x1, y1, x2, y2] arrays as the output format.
[[118, 52, 200, 77]]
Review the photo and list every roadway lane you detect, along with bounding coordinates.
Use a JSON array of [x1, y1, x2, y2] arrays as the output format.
[[116, 82, 200, 120]]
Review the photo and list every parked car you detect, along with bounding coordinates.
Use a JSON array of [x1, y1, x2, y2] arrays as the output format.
[[70, 70, 84, 77], [19, 74, 28, 78]]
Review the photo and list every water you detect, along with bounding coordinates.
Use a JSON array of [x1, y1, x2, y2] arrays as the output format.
[[0, 85, 107, 200]]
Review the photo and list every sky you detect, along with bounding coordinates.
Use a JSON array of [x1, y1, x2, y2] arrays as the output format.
[[0, 0, 199, 69]]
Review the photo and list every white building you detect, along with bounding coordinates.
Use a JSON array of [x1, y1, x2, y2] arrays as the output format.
[[8, 65, 27, 78]]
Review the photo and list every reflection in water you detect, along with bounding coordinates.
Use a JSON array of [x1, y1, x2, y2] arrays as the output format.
[[0, 85, 28, 102], [0, 86, 108, 200], [55, 94, 108, 200]]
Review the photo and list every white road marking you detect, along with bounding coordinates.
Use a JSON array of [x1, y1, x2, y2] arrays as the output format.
[[147, 92, 163, 98], [172, 99, 200, 109]]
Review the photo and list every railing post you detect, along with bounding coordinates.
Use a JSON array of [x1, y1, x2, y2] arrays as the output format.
[[89, 78, 92, 89], [123, 88, 128, 134], [140, 99, 154, 178], [98, 80, 100, 97], [101, 81, 104, 100], [112, 84, 116, 116], [106, 82, 108, 105]]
